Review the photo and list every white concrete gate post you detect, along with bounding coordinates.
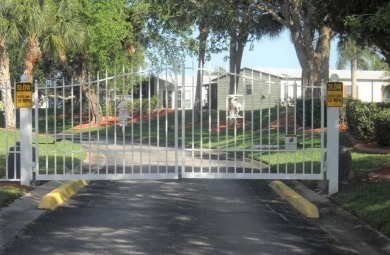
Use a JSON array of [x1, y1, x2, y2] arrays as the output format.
[[19, 74, 33, 186], [327, 74, 340, 195]]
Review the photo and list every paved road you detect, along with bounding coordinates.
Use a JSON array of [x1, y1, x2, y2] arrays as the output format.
[[1, 179, 364, 255]]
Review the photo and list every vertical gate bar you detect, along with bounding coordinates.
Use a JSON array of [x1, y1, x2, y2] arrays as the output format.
[[259, 72, 263, 173], [12, 81, 17, 179], [284, 78, 288, 174], [191, 66, 197, 173], [216, 73, 221, 174], [250, 69, 254, 174], [34, 80, 39, 179], [234, 67, 237, 173], [148, 72, 152, 174], [126, 68, 130, 174], [242, 74, 246, 174], [320, 80, 325, 176], [208, 66, 213, 173], [70, 83, 75, 175], [41, 83, 47, 176], [311, 86, 315, 173], [89, 76, 93, 175], [79, 79, 84, 174], [276, 79, 280, 174], [199, 64, 204, 173], [293, 82, 297, 174], [181, 65, 186, 177], [139, 69, 144, 173], [129, 68, 133, 174], [284, 78, 289, 174], [97, 72, 101, 174], [12, 82, 16, 179], [4, 82, 9, 179], [301, 83, 306, 173], [54, 80, 58, 175], [225, 74, 229, 174], [310, 86, 315, 173], [104, 70, 109, 175], [156, 70, 161, 173], [164, 68, 168, 173], [62, 78, 66, 175], [113, 69, 117, 174], [267, 74, 272, 173], [174, 71, 179, 176], [207, 67, 212, 173], [4, 82, 8, 179], [113, 68, 119, 174]]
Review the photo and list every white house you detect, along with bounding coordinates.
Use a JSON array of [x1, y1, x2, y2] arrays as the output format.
[[153, 67, 390, 112], [254, 68, 390, 102], [152, 73, 217, 109]]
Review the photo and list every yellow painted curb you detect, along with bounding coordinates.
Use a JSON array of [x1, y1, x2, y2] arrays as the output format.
[[38, 180, 90, 210], [269, 181, 319, 219]]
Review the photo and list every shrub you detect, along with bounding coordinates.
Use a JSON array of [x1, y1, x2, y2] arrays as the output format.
[[375, 102, 390, 110], [374, 109, 390, 146], [345, 99, 379, 143], [296, 98, 326, 128], [127, 96, 160, 115]]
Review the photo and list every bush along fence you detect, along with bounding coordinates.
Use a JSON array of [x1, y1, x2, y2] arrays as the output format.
[[345, 99, 390, 144], [290, 98, 390, 146]]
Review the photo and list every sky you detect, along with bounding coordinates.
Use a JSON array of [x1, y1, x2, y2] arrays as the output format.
[[201, 30, 339, 70]]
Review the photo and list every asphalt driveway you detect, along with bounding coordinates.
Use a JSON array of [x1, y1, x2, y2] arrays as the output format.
[[0, 179, 370, 255]]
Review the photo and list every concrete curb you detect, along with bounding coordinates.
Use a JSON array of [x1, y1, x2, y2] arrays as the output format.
[[269, 180, 319, 218], [37, 180, 90, 210]]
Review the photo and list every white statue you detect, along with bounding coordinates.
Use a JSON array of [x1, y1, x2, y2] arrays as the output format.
[[229, 97, 243, 117]]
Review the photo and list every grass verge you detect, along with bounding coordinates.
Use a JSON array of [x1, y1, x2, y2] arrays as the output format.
[[0, 183, 33, 207], [330, 180, 390, 237]]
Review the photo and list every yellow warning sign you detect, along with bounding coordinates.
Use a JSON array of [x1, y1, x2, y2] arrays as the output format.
[[16, 82, 33, 108], [327, 82, 343, 107]]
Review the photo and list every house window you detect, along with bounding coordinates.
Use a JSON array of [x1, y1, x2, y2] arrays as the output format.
[[384, 88, 390, 102], [343, 85, 352, 98], [185, 90, 192, 109], [177, 90, 182, 108], [246, 84, 252, 95]]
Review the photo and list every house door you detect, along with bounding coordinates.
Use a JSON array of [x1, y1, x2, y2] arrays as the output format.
[[163, 90, 173, 108]]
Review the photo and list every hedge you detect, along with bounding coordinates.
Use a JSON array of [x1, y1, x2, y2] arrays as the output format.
[[296, 98, 326, 128], [374, 109, 390, 146], [345, 99, 379, 143]]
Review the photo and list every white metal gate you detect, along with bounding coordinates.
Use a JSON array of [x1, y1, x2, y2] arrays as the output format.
[[31, 67, 327, 181]]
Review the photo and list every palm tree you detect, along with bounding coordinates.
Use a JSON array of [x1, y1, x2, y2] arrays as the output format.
[[0, 1, 20, 128], [337, 38, 388, 99], [20, 0, 85, 81]]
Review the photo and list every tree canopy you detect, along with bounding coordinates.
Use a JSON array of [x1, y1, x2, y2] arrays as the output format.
[[323, 0, 390, 66]]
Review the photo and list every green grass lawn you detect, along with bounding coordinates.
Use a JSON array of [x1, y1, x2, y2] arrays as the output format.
[[332, 132, 390, 237], [0, 186, 28, 207]]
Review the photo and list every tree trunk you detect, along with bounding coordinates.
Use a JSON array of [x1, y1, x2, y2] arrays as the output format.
[[194, 24, 208, 122], [0, 41, 16, 129], [293, 26, 332, 97], [266, 1, 333, 98], [351, 58, 358, 99], [228, 41, 244, 95], [23, 34, 42, 82], [79, 61, 101, 125]]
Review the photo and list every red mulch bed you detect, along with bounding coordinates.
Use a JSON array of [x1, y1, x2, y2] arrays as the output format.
[[72, 109, 175, 130], [0, 182, 34, 191], [368, 166, 390, 180]]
